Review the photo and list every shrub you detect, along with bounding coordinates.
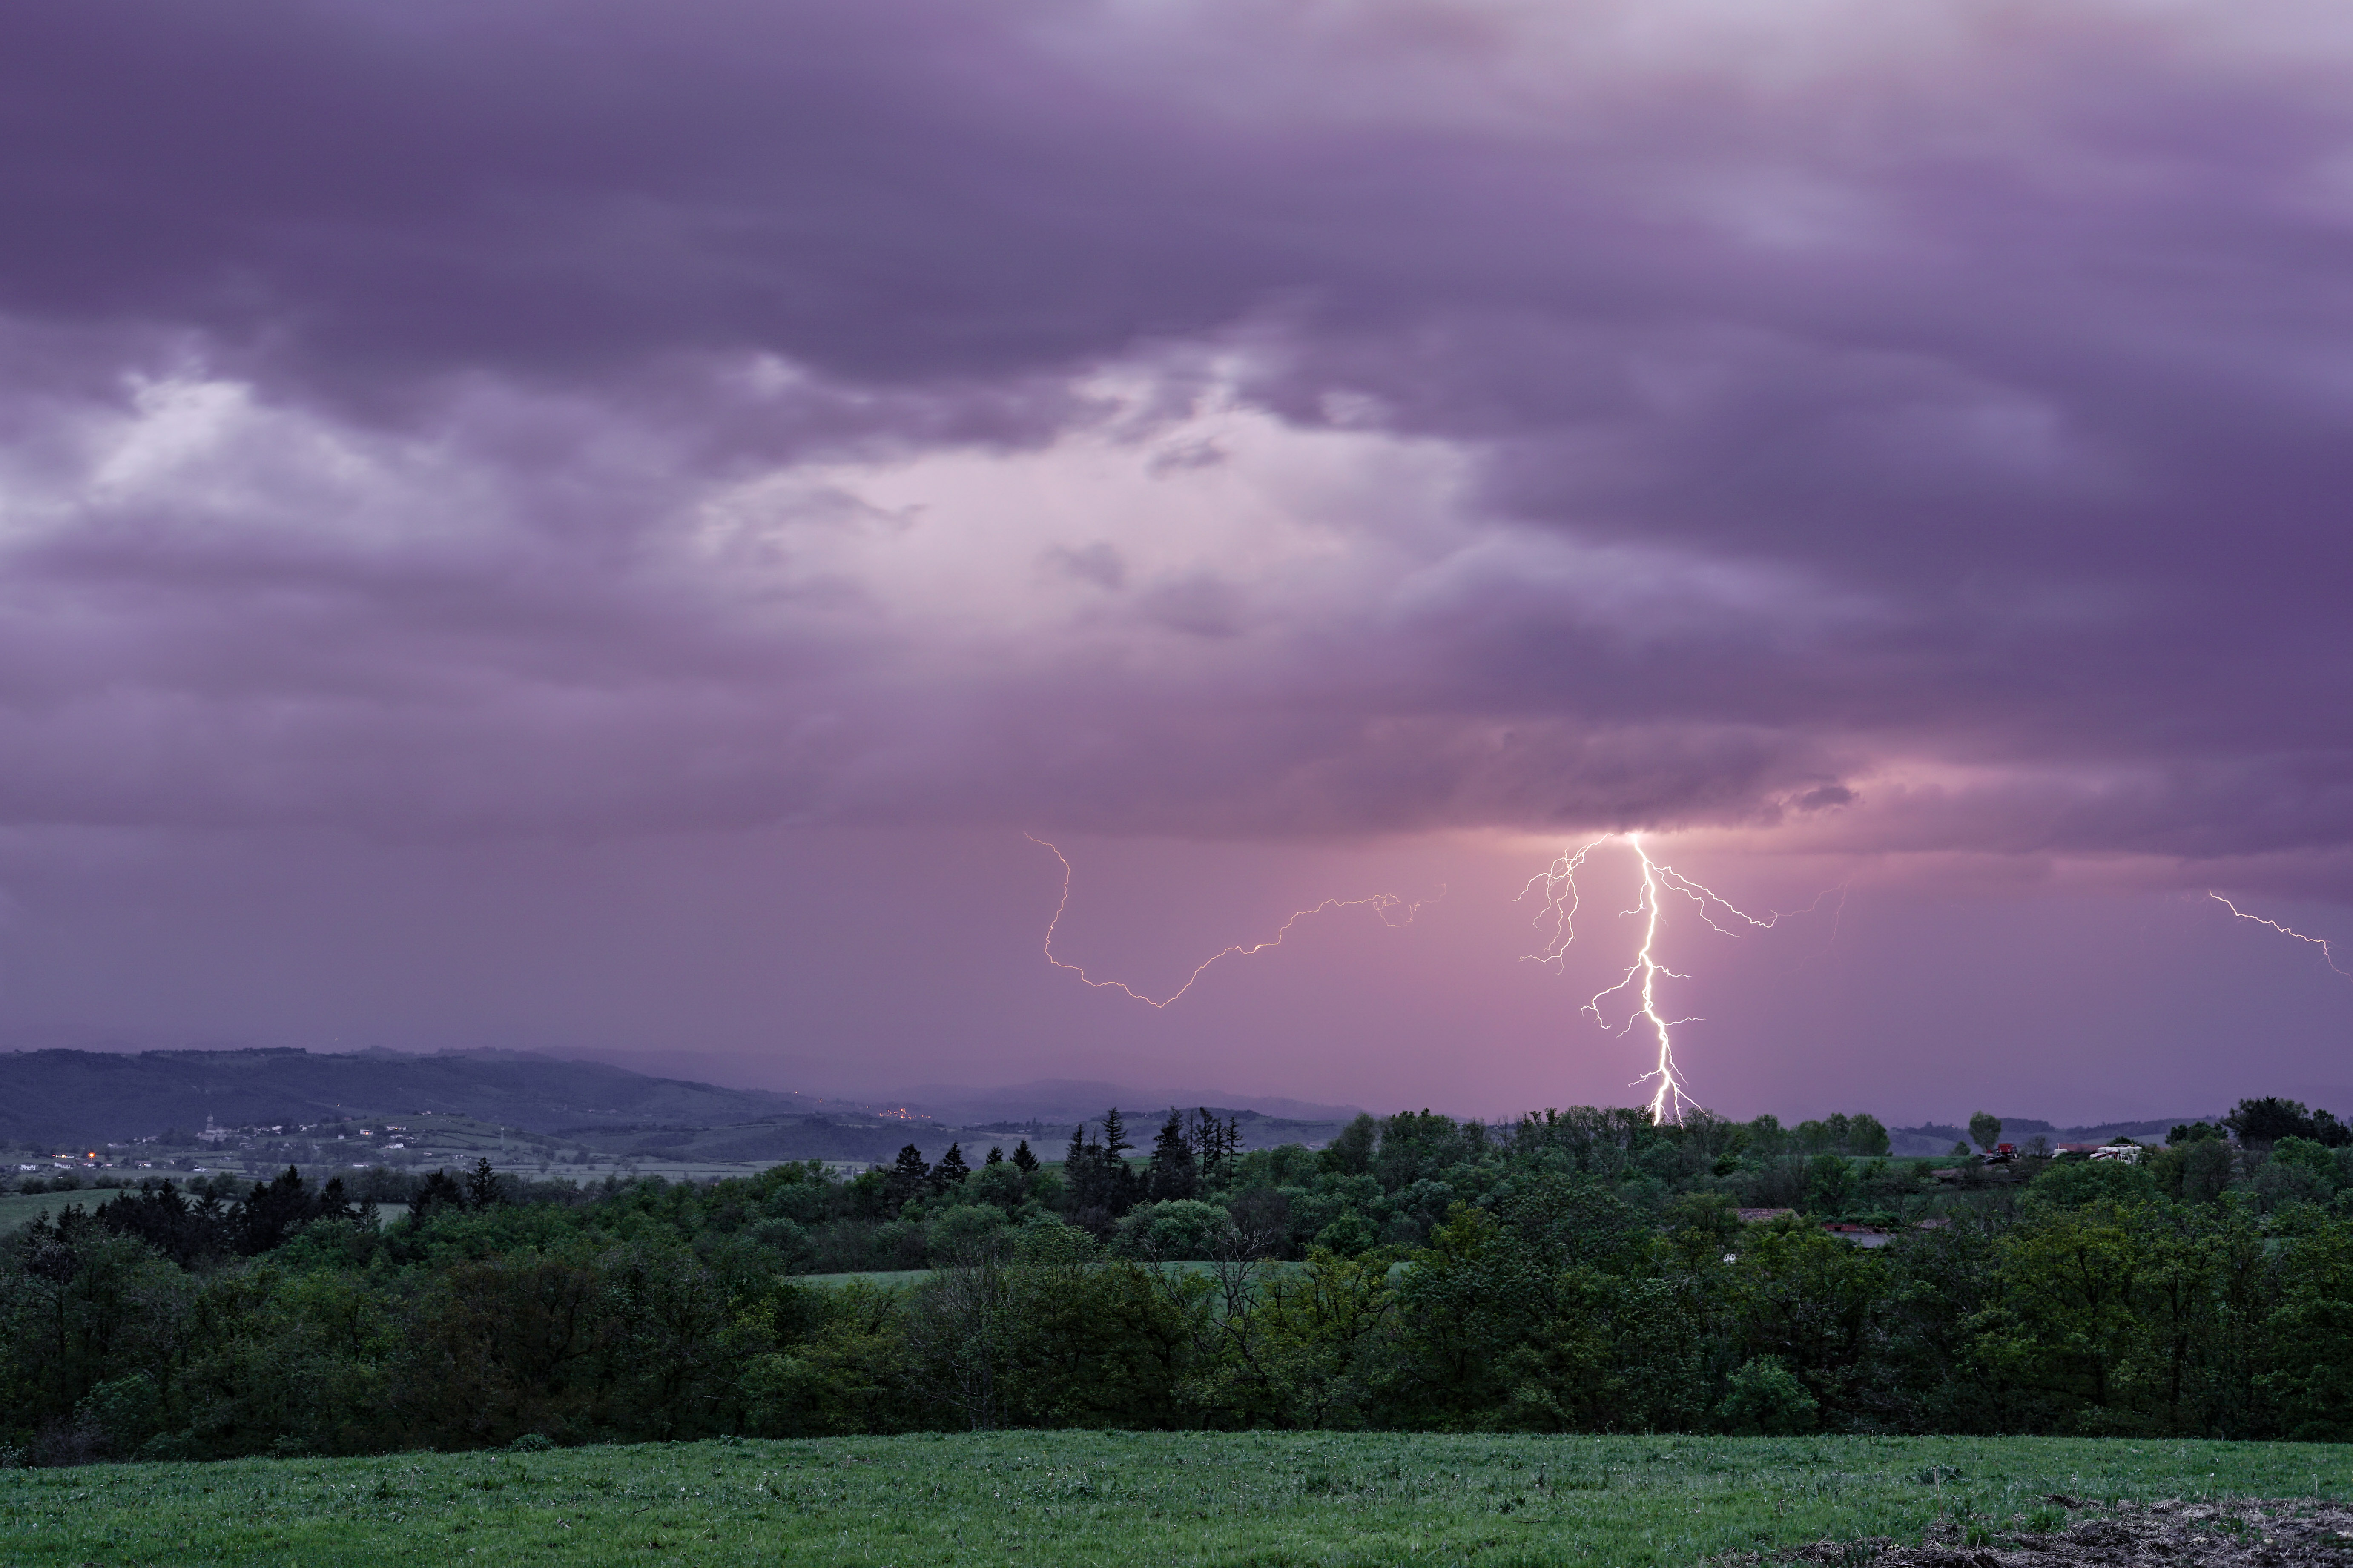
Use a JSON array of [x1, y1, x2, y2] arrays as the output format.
[[2025, 1158, 2158, 1210], [1717, 1357, 1819, 1436], [926, 1202, 1009, 1256], [1115, 1199, 1231, 1260], [1313, 1209, 1378, 1257]]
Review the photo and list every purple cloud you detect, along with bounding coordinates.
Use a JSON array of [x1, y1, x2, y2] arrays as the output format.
[[0, 0, 2347, 906]]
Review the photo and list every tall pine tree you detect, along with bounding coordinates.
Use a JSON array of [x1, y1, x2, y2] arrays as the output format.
[[1188, 1106, 1240, 1179], [886, 1143, 931, 1213], [1099, 1107, 1142, 1214], [1147, 1109, 1197, 1201], [932, 1141, 971, 1191]]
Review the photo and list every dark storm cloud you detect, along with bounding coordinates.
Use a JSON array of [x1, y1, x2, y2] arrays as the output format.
[[0, 0, 1277, 389], [3, 0, 2351, 889]]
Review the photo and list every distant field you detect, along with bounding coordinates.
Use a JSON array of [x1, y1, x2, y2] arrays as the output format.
[[2, 1430, 2347, 1568], [787, 1260, 1317, 1290], [0, 1190, 76, 1230], [792, 1268, 935, 1289]]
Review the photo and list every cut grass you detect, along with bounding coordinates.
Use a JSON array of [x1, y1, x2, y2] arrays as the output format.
[[4, 1430, 2348, 1567]]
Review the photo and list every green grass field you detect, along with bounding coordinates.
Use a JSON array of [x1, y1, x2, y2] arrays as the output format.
[[3, 1430, 2347, 1567], [789, 1262, 1317, 1290], [0, 1190, 83, 1230]]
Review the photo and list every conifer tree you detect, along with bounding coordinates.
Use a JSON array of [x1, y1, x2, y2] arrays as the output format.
[[465, 1156, 504, 1209], [1098, 1107, 1142, 1213], [1011, 1138, 1039, 1174], [1188, 1107, 1229, 1179], [1147, 1109, 1198, 1201], [886, 1142, 931, 1213], [408, 1168, 467, 1224], [933, 1141, 971, 1190], [984, 1145, 1004, 1165]]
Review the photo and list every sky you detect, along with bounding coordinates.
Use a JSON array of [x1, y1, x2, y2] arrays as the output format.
[[2, 0, 2351, 1126]]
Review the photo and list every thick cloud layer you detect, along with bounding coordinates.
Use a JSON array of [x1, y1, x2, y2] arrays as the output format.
[[3, 0, 2351, 898]]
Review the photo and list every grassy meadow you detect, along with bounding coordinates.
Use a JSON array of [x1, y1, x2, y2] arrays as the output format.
[[0, 1191, 76, 1231], [5, 1430, 2350, 1568]]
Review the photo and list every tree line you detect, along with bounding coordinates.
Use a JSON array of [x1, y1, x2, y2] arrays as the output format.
[[7, 1097, 2353, 1464]]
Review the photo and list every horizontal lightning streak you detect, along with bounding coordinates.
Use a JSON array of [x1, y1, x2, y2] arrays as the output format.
[[2210, 891, 2352, 980], [1029, 833, 1421, 1009]]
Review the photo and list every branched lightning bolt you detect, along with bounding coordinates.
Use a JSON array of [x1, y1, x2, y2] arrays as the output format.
[[1521, 833, 1835, 1124], [2210, 891, 2352, 980], [1030, 834, 1423, 1009]]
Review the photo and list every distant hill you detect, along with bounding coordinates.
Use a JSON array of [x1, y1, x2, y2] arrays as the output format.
[[0, 1047, 809, 1147], [0, 1049, 1366, 1167], [1889, 1115, 2212, 1156], [887, 1079, 1366, 1127]]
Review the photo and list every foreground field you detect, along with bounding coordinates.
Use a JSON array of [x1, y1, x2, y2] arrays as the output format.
[[3, 1430, 2349, 1568]]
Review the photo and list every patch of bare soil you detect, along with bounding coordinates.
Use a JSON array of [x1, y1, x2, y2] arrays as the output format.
[[1754, 1498, 2353, 1567]]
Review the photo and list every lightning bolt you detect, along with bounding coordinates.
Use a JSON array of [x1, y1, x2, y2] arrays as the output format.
[[1521, 833, 1833, 1124], [2210, 891, 2352, 980], [1030, 834, 1423, 1009]]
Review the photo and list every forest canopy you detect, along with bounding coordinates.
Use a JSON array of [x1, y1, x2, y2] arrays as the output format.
[[7, 1098, 2353, 1465]]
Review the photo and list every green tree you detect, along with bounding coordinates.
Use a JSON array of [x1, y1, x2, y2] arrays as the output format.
[[1969, 1111, 2003, 1152], [464, 1158, 504, 1210], [1803, 1153, 1854, 1215], [1724, 1220, 1885, 1419], [1320, 1114, 1377, 1177], [988, 1226, 1192, 1428], [738, 1281, 914, 1437], [1199, 1247, 1395, 1429], [2224, 1097, 2349, 1147], [2121, 1202, 2270, 1436], [1120, 1199, 1231, 1261], [1313, 1210, 1377, 1256], [1146, 1111, 1198, 1202], [1717, 1356, 1817, 1434], [1982, 1202, 2148, 1418], [0, 1218, 190, 1460], [2167, 1138, 2235, 1203], [884, 1145, 930, 1213], [930, 1143, 971, 1193], [2258, 1216, 2353, 1438], [2026, 1158, 2158, 1210], [1488, 1267, 1713, 1433], [1845, 1114, 1891, 1157], [901, 1235, 1014, 1428]]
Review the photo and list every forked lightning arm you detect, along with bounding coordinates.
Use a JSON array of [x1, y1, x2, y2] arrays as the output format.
[[2210, 892, 2352, 980], [1029, 834, 1422, 1009]]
